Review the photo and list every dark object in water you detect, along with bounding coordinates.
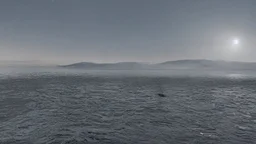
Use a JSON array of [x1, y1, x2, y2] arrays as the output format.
[[157, 93, 166, 97]]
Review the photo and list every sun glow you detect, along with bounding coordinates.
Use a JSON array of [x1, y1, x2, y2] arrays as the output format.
[[232, 38, 240, 45], [230, 38, 240, 51]]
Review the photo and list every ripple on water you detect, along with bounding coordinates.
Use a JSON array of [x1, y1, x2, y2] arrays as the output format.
[[0, 75, 256, 144]]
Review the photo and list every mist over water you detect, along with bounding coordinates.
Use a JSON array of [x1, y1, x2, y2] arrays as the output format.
[[1, 66, 256, 78], [1, 67, 256, 144]]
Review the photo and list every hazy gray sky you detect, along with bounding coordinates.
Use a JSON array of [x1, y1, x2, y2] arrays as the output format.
[[0, 0, 256, 64]]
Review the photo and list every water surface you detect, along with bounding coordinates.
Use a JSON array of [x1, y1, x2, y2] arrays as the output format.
[[0, 67, 256, 144]]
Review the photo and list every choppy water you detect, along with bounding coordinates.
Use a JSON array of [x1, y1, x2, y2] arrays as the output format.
[[0, 68, 256, 144]]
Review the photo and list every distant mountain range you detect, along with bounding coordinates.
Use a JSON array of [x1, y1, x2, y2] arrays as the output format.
[[60, 59, 256, 70], [60, 62, 152, 69]]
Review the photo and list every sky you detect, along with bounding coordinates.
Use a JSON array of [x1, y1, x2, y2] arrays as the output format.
[[0, 0, 256, 64]]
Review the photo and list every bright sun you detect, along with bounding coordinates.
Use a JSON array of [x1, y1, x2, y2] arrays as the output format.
[[233, 38, 240, 45], [230, 38, 240, 51]]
